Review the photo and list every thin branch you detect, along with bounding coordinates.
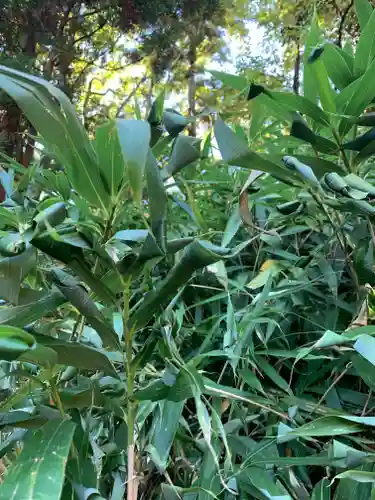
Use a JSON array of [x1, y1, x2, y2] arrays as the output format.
[[116, 75, 148, 118], [336, 0, 354, 47]]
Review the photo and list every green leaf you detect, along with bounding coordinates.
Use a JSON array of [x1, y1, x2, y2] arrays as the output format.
[[278, 417, 363, 443], [0, 325, 36, 362], [162, 110, 189, 137], [166, 135, 201, 177], [209, 69, 248, 91], [290, 117, 336, 154], [335, 471, 375, 483], [214, 118, 295, 183], [117, 119, 151, 206], [256, 356, 292, 395], [322, 43, 353, 89], [303, 10, 321, 104], [355, 0, 374, 29], [352, 354, 375, 390], [351, 113, 375, 126], [95, 120, 124, 197], [31, 333, 118, 376], [31, 234, 115, 306], [33, 202, 67, 235], [354, 8, 375, 76], [146, 151, 167, 250], [0, 419, 75, 500], [283, 155, 320, 186], [0, 290, 66, 327], [51, 270, 119, 349], [129, 239, 250, 331], [0, 244, 36, 304], [354, 334, 375, 366], [0, 67, 110, 211], [336, 57, 375, 135], [308, 53, 337, 114], [149, 400, 184, 471], [312, 479, 331, 500]]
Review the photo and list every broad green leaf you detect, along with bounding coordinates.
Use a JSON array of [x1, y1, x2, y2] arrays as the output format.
[[304, 10, 321, 104], [117, 119, 151, 206], [308, 49, 337, 114], [209, 69, 248, 91], [0, 244, 36, 304], [283, 155, 321, 185], [51, 270, 120, 349], [221, 204, 241, 247], [31, 234, 115, 306], [0, 325, 35, 362], [95, 120, 124, 197], [166, 134, 201, 177], [322, 43, 353, 89], [129, 239, 251, 331], [33, 202, 67, 235], [290, 118, 336, 154], [354, 334, 375, 366], [0, 68, 110, 211], [352, 354, 375, 390], [0, 419, 75, 500], [355, 0, 374, 29], [354, 8, 375, 76], [149, 400, 184, 471], [336, 57, 375, 135], [312, 479, 331, 500], [162, 110, 189, 137], [32, 333, 117, 376], [214, 118, 296, 183]]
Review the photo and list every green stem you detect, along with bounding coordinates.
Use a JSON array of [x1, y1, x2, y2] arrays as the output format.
[[123, 277, 138, 500], [332, 128, 351, 173]]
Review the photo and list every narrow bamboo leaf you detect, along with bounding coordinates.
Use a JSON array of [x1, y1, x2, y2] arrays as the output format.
[[149, 400, 184, 471], [352, 354, 375, 390], [166, 135, 201, 177], [335, 471, 375, 483], [117, 119, 151, 206], [354, 8, 375, 76], [51, 270, 120, 349], [278, 417, 363, 443], [256, 356, 292, 395], [352, 113, 375, 126], [355, 0, 374, 29], [209, 69, 248, 91], [95, 120, 124, 197], [222, 204, 241, 247], [0, 419, 75, 500], [146, 151, 167, 250]]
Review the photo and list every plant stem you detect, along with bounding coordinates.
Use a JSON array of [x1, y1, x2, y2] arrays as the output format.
[[123, 277, 138, 500], [332, 128, 351, 173]]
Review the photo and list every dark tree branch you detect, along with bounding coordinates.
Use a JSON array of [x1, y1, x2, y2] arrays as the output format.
[[336, 0, 354, 47]]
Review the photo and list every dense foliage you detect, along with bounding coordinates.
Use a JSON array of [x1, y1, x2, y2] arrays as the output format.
[[2, 0, 375, 500]]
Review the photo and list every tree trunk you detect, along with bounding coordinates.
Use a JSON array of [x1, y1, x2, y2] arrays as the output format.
[[187, 37, 197, 137], [292, 43, 301, 95]]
